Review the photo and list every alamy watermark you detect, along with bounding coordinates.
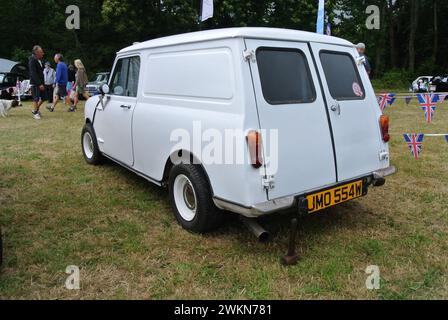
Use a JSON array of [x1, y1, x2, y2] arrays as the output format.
[[65, 265, 80, 290], [365, 265, 381, 290], [366, 5, 380, 30], [66, 5, 80, 30], [169, 122, 279, 175]]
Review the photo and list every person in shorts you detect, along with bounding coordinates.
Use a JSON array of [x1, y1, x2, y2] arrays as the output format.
[[73, 59, 90, 109], [28, 45, 45, 120], [46, 53, 71, 112]]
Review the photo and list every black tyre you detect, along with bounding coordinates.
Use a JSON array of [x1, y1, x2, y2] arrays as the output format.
[[81, 123, 104, 165], [169, 164, 224, 233]]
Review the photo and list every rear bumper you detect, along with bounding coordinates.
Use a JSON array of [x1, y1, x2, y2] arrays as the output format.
[[213, 166, 397, 218]]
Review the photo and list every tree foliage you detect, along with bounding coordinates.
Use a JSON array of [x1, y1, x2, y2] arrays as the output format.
[[0, 0, 445, 78]]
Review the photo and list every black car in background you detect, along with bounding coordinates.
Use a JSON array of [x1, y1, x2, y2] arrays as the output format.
[[429, 75, 448, 93]]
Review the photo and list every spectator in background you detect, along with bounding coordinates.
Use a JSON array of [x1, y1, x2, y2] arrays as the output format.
[[67, 64, 77, 102], [355, 43, 372, 76], [43, 62, 55, 104], [29, 45, 45, 120], [73, 59, 90, 109], [46, 53, 72, 112]]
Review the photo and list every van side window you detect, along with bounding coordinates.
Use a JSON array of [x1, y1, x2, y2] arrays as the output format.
[[320, 51, 365, 100], [256, 48, 316, 105], [109, 56, 140, 97]]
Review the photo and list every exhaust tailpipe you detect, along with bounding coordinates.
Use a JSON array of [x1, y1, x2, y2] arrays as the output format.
[[240, 217, 270, 243]]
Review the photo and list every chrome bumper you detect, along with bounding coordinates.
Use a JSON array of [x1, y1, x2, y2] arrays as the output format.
[[214, 166, 397, 218], [213, 196, 296, 218], [372, 166, 397, 179]]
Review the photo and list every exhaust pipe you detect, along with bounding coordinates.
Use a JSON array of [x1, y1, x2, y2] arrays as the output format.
[[240, 217, 270, 243]]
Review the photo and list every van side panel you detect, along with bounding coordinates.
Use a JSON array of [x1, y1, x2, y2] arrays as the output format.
[[131, 39, 268, 207]]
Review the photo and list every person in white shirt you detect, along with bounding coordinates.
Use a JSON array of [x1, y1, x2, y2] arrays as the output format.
[[43, 61, 56, 103]]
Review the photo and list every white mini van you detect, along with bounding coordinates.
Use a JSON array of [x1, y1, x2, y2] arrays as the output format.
[[82, 28, 396, 233]]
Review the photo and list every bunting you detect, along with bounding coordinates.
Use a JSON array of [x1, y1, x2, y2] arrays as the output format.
[[405, 96, 412, 105], [377, 93, 396, 111], [417, 94, 439, 123], [403, 134, 425, 160]]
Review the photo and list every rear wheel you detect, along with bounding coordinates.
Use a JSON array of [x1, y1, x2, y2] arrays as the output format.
[[169, 164, 223, 233], [81, 123, 104, 165]]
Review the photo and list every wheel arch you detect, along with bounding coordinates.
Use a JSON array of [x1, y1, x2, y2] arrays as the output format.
[[162, 150, 214, 195]]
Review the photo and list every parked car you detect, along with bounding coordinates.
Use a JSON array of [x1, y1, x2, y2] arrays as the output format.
[[81, 28, 395, 234], [86, 72, 110, 96], [428, 75, 448, 93], [410, 76, 433, 93], [0, 72, 28, 99]]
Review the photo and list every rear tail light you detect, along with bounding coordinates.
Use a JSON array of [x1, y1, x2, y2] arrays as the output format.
[[247, 131, 263, 168], [379, 115, 390, 143]]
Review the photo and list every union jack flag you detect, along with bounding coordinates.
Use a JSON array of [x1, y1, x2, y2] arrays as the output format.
[[377, 93, 396, 111], [403, 134, 425, 160], [417, 94, 439, 123]]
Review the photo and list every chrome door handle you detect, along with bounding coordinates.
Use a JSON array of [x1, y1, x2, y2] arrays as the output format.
[[330, 103, 341, 115], [120, 104, 132, 110]]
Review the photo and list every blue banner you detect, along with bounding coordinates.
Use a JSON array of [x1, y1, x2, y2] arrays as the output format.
[[316, 0, 325, 34]]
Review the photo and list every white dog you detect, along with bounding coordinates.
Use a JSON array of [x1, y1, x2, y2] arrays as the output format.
[[0, 99, 19, 118]]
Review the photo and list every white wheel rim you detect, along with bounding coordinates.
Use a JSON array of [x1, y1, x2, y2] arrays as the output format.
[[173, 174, 197, 222], [83, 132, 94, 159]]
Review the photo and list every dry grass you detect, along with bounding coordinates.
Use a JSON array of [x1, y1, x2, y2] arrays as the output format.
[[0, 98, 447, 300]]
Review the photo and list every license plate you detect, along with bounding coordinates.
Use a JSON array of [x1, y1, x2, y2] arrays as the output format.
[[307, 180, 364, 214], [430, 86, 437, 91]]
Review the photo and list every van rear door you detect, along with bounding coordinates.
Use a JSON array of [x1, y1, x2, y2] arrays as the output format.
[[309, 43, 386, 182], [245, 39, 337, 200]]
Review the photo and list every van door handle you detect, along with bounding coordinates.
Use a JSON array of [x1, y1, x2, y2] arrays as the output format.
[[120, 104, 132, 110], [330, 103, 341, 115]]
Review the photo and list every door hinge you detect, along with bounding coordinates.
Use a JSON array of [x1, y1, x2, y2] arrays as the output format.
[[243, 49, 256, 63], [262, 175, 275, 190]]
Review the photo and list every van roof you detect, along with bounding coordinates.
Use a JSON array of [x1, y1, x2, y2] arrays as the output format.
[[119, 27, 354, 54]]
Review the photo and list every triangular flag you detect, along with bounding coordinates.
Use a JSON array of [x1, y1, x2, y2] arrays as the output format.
[[404, 134, 425, 160], [438, 94, 447, 103], [405, 96, 412, 105], [377, 93, 396, 111], [417, 94, 438, 123]]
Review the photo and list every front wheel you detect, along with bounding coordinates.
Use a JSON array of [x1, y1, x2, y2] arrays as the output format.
[[169, 164, 224, 233], [81, 123, 104, 165]]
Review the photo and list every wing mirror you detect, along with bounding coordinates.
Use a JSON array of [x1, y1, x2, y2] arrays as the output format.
[[99, 84, 110, 95]]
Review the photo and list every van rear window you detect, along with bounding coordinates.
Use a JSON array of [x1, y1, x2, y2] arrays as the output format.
[[320, 51, 365, 100], [256, 48, 316, 105]]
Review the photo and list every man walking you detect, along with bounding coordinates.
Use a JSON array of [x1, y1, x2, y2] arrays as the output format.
[[29, 45, 45, 120], [355, 43, 372, 76], [43, 62, 55, 104], [47, 53, 71, 112]]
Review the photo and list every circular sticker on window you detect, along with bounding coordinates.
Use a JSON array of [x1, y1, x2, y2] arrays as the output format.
[[352, 82, 364, 97]]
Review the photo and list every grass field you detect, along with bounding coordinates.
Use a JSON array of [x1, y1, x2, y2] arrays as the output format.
[[0, 98, 447, 300]]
